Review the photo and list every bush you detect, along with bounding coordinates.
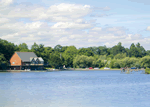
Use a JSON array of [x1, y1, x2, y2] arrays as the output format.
[[145, 68, 150, 74]]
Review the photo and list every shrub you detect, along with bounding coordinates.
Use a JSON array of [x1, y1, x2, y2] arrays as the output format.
[[145, 68, 150, 74]]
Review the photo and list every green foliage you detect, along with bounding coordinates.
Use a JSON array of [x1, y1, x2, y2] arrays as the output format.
[[0, 53, 7, 70], [139, 56, 150, 68], [63, 46, 77, 67], [54, 45, 63, 52], [73, 55, 95, 68], [114, 53, 126, 59], [0, 39, 19, 62], [99, 55, 107, 60], [129, 43, 146, 57], [18, 43, 29, 52], [145, 68, 150, 74], [31, 43, 46, 61], [1, 38, 150, 69], [42, 46, 53, 63], [110, 42, 126, 56], [48, 52, 62, 68], [78, 48, 94, 56], [97, 46, 109, 55]]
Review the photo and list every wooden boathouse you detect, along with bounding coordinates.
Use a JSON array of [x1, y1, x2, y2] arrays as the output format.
[[10, 52, 44, 70]]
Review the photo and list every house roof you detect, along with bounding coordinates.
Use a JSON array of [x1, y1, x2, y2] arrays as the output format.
[[16, 52, 37, 62], [38, 57, 44, 61], [29, 57, 44, 62]]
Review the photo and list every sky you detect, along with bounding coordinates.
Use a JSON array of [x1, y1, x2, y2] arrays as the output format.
[[0, 0, 150, 50]]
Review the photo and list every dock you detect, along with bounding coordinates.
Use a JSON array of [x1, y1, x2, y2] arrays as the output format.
[[121, 68, 145, 74]]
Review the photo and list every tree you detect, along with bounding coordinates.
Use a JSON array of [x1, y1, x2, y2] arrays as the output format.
[[63, 46, 78, 67], [31, 43, 45, 57], [88, 46, 99, 55], [42, 47, 54, 64], [73, 55, 95, 68], [129, 43, 138, 57], [31, 43, 47, 64], [114, 53, 126, 59], [78, 48, 94, 56], [0, 53, 7, 70], [61, 46, 68, 52], [146, 50, 150, 56], [73, 55, 88, 68], [110, 42, 126, 56], [48, 52, 63, 68], [18, 43, 29, 52], [31, 42, 39, 52], [140, 56, 150, 68], [54, 45, 63, 52], [0, 39, 19, 62], [136, 42, 146, 57], [95, 58, 105, 68], [97, 46, 109, 55]]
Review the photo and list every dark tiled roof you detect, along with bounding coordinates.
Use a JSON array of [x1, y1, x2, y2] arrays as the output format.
[[16, 52, 37, 62]]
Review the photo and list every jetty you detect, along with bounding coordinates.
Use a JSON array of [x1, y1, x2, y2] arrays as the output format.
[[121, 67, 145, 74]]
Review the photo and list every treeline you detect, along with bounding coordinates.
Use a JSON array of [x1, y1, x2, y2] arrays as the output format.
[[1, 38, 150, 69]]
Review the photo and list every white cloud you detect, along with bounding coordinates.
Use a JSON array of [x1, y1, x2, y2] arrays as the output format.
[[147, 26, 150, 31], [0, 18, 10, 24], [1, 3, 92, 22], [107, 27, 118, 31], [88, 39, 94, 42], [0, 0, 13, 6], [58, 37, 69, 42], [0, 1, 149, 50], [92, 27, 102, 31], [51, 22, 92, 29], [75, 19, 84, 23], [25, 21, 44, 29], [20, 34, 41, 42], [69, 35, 75, 39], [1, 33, 19, 40]]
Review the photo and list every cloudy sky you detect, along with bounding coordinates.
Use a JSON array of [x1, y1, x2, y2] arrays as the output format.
[[0, 0, 150, 50]]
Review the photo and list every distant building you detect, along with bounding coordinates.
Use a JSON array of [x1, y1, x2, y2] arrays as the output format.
[[10, 52, 44, 70]]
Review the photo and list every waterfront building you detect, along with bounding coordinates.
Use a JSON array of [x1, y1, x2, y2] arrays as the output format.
[[10, 52, 44, 70]]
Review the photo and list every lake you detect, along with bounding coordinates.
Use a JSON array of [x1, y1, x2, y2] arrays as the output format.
[[0, 70, 150, 107]]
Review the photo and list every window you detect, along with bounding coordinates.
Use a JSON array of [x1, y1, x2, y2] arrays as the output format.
[[36, 58, 40, 64], [31, 58, 36, 64], [12, 62, 15, 64]]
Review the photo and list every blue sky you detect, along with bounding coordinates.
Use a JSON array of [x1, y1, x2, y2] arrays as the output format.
[[0, 0, 150, 49]]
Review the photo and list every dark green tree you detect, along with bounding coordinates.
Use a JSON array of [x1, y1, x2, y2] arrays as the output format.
[[97, 46, 109, 55], [0, 39, 19, 62], [54, 45, 63, 52], [110, 42, 126, 56], [63, 46, 77, 67], [129, 43, 139, 57], [48, 52, 63, 68], [18, 43, 29, 52], [78, 48, 94, 56]]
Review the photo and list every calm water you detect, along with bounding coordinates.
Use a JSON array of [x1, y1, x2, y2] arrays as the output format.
[[0, 70, 150, 107]]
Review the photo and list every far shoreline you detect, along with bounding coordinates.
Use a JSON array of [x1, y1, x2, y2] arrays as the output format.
[[0, 68, 145, 72]]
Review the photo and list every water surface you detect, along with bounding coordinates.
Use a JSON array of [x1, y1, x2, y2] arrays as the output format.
[[0, 70, 150, 107]]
